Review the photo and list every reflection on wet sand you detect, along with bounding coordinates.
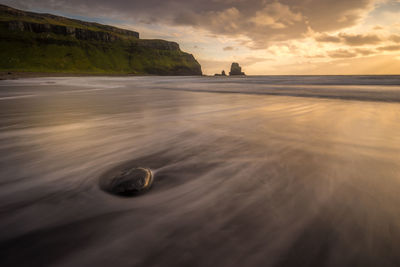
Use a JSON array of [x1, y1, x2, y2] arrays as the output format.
[[0, 76, 400, 267]]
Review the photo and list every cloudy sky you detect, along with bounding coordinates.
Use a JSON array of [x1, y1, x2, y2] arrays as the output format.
[[3, 0, 400, 74]]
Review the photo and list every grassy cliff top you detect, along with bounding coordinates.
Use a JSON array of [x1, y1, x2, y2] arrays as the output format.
[[0, 4, 202, 75], [0, 4, 139, 38]]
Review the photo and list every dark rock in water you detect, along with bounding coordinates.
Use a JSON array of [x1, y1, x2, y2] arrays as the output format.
[[214, 70, 227, 76], [108, 167, 154, 196], [229, 62, 245, 76]]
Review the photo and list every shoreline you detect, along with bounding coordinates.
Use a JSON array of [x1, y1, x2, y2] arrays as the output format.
[[2, 71, 399, 81], [0, 71, 171, 80]]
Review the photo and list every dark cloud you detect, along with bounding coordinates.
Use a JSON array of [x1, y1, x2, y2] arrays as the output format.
[[315, 34, 342, 43], [354, 48, 376, 55], [223, 46, 234, 51], [328, 49, 358, 58], [377, 45, 400, 51], [308, 48, 376, 59], [316, 33, 383, 46], [327, 47, 379, 58], [304, 54, 326, 59], [339, 33, 382, 46], [2, 0, 376, 48], [390, 34, 400, 43]]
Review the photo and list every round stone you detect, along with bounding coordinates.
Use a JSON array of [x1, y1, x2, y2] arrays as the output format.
[[109, 167, 154, 196]]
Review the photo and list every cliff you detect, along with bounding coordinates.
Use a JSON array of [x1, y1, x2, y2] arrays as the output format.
[[0, 4, 202, 75]]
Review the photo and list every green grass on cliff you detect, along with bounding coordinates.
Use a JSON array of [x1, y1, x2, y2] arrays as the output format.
[[0, 25, 201, 75], [0, 5, 202, 75], [0, 6, 132, 37]]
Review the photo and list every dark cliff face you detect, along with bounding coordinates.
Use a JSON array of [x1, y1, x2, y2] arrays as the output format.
[[135, 39, 180, 51], [0, 4, 140, 39], [0, 4, 202, 75], [3, 21, 135, 42]]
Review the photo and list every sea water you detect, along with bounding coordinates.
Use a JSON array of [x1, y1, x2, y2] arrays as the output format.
[[1, 76, 400, 266]]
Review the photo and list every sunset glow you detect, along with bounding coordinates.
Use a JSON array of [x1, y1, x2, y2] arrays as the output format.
[[3, 0, 400, 75]]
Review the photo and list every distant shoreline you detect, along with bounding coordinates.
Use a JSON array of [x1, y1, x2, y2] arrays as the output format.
[[0, 72, 207, 80], [1, 71, 399, 81]]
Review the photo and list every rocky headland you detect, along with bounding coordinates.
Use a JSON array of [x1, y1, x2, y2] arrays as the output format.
[[0, 4, 202, 75]]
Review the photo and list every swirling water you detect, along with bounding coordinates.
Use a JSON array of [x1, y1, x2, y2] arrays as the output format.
[[1, 76, 400, 267]]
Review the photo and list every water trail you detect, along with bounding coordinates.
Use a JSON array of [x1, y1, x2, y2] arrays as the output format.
[[0, 76, 400, 267]]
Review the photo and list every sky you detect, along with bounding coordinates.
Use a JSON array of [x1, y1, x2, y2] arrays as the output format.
[[2, 0, 400, 75]]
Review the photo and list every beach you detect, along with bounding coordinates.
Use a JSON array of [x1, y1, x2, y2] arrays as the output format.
[[1, 76, 400, 266]]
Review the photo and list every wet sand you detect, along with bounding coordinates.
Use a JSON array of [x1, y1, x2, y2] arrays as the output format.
[[0, 76, 400, 266], [0, 71, 150, 81]]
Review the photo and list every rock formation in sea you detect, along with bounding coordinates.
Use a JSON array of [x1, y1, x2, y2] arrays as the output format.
[[229, 62, 245, 76], [214, 70, 227, 76]]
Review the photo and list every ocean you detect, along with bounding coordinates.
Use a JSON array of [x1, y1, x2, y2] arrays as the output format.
[[1, 75, 400, 266]]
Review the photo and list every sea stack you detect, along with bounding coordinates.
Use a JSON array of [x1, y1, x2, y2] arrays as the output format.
[[229, 62, 245, 76]]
